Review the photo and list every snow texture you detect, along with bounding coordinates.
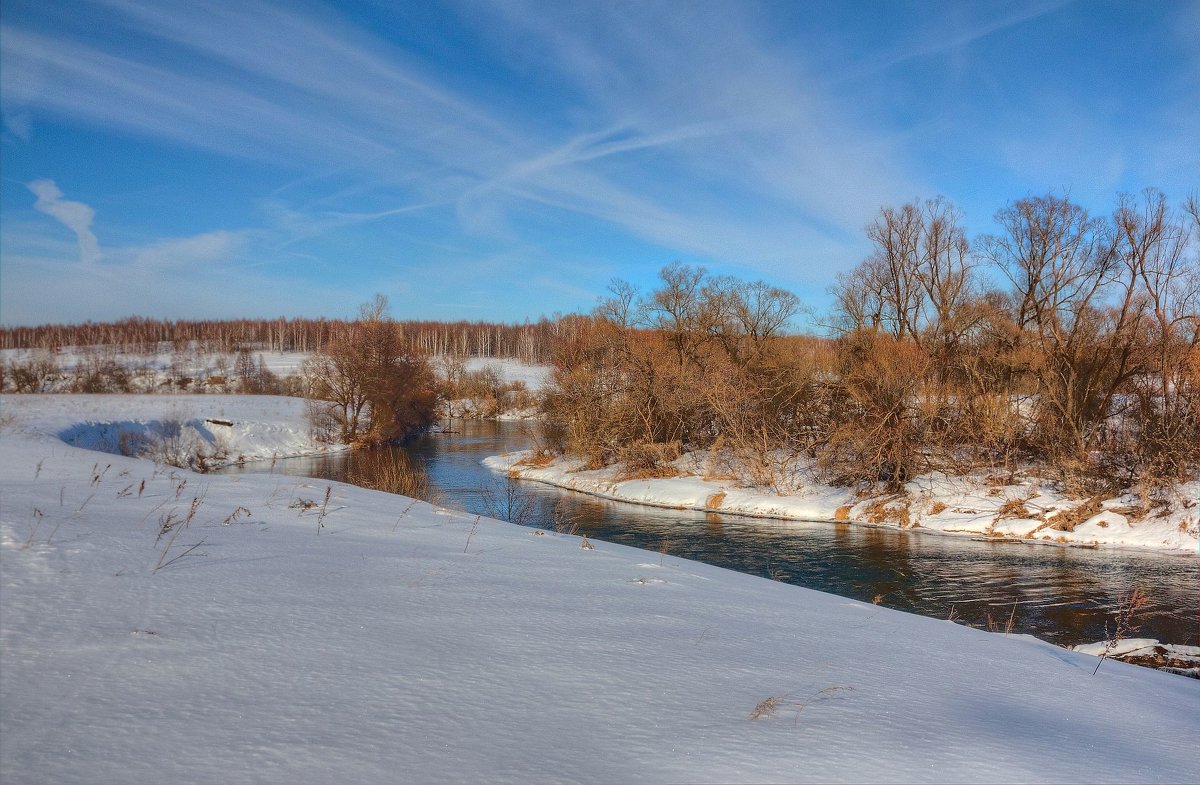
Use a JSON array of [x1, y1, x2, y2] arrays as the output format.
[[2, 394, 1198, 784]]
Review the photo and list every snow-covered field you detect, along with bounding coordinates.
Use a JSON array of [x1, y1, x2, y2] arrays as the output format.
[[487, 451, 1200, 554], [463, 356, 551, 390], [1, 346, 548, 388], [2, 394, 1199, 783]]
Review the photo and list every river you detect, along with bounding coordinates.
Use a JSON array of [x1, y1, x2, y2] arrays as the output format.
[[219, 419, 1199, 649]]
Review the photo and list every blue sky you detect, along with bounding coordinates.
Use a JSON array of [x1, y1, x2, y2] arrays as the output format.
[[1, 0, 1197, 327]]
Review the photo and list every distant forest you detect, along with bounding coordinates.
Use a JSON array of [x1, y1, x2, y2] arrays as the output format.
[[0, 317, 558, 364]]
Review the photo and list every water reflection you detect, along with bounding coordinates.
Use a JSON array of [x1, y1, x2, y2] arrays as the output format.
[[220, 420, 1199, 648]]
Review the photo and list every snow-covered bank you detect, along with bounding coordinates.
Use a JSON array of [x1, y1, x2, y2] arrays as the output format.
[[0, 394, 347, 468], [1072, 640, 1200, 678], [2, 399, 1198, 784], [487, 451, 1200, 553]]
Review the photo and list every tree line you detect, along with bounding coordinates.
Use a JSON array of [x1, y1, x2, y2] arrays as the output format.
[[0, 315, 558, 363], [543, 189, 1199, 495]]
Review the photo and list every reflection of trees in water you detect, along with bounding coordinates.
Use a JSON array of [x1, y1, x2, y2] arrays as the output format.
[[346, 449, 433, 502]]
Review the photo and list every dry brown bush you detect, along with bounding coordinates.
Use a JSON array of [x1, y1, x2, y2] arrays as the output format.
[[1045, 497, 1105, 532], [615, 441, 682, 481], [347, 450, 434, 502], [536, 191, 1197, 500], [820, 331, 933, 491]]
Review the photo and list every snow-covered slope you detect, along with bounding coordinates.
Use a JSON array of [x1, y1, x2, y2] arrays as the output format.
[[2, 396, 1198, 784]]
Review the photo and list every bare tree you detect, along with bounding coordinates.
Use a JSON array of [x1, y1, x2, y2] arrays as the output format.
[[304, 295, 438, 445], [978, 194, 1132, 460], [1111, 190, 1200, 483]]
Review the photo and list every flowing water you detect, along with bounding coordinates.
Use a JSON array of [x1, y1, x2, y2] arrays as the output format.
[[220, 419, 1199, 648]]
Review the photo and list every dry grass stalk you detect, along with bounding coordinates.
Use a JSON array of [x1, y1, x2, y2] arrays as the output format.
[[517, 451, 556, 469], [749, 686, 855, 723], [153, 497, 205, 573], [995, 496, 1032, 519], [1094, 585, 1150, 675], [749, 695, 784, 720], [1046, 496, 1104, 532], [392, 499, 419, 532], [349, 452, 432, 501], [21, 508, 45, 549], [154, 537, 207, 573], [862, 496, 912, 527], [222, 506, 252, 525], [551, 499, 581, 536], [464, 515, 481, 553], [316, 486, 332, 534]]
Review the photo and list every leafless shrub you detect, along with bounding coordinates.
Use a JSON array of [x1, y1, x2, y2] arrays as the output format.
[[7, 351, 60, 393], [71, 349, 132, 393], [550, 498, 581, 535], [480, 480, 537, 526], [614, 441, 682, 481]]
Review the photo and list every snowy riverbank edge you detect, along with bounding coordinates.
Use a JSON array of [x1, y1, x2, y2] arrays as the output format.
[[485, 451, 1200, 554], [0, 394, 350, 470], [2, 394, 1199, 783]]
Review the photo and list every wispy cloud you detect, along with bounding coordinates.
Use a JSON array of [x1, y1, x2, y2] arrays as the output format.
[[0, 220, 359, 324], [443, 0, 924, 263], [27, 179, 100, 265], [839, 0, 1077, 81], [2, 0, 1192, 326], [2, 0, 919, 273]]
